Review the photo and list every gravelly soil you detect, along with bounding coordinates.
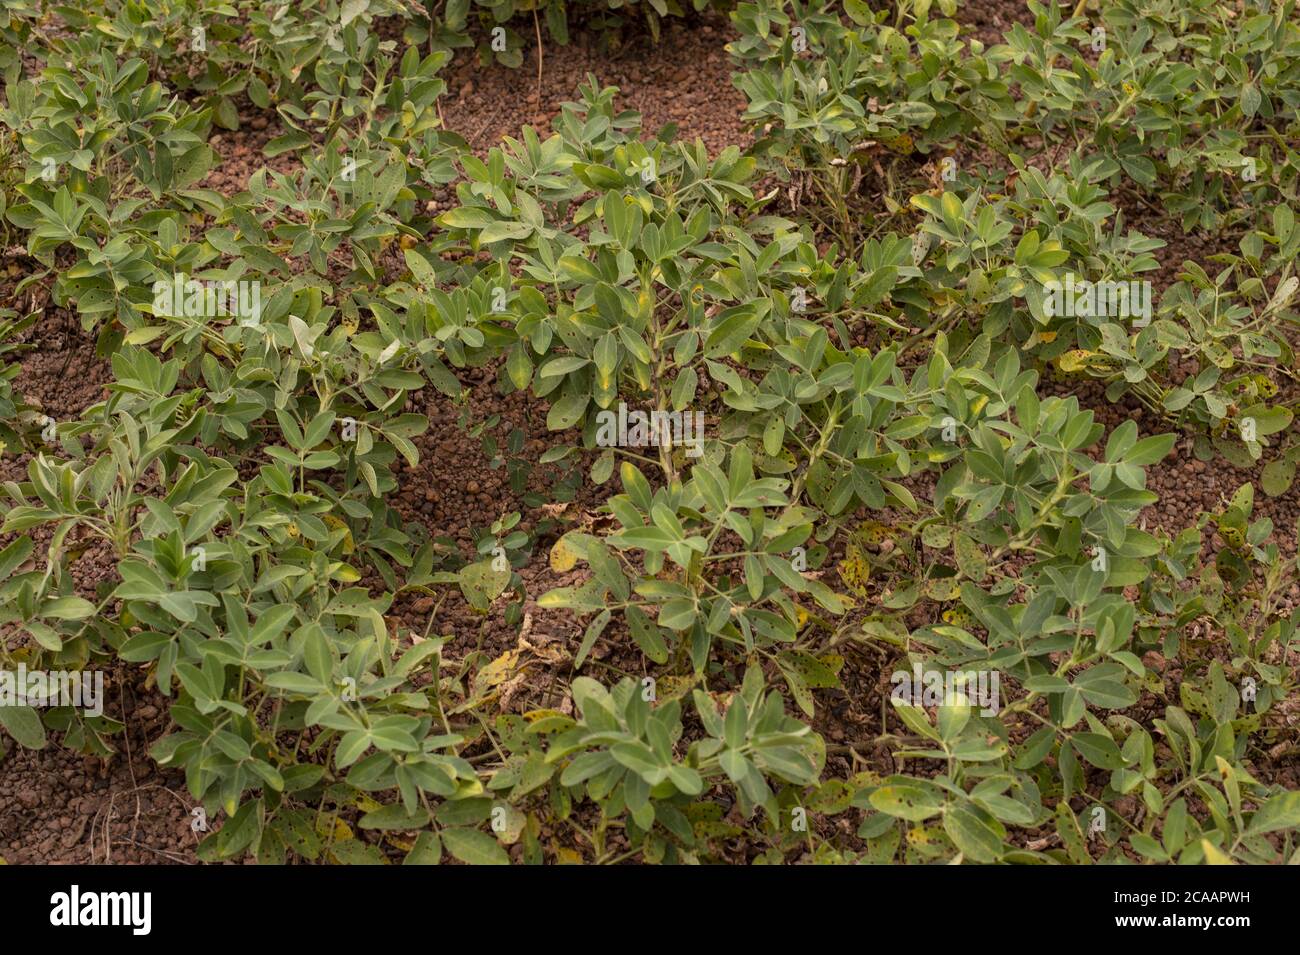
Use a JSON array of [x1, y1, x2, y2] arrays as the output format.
[[0, 664, 195, 864], [440, 14, 750, 155]]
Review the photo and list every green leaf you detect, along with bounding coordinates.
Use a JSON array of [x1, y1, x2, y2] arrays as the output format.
[[479, 220, 533, 244], [723, 697, 748, 749], [264, 131, 312, 158], [1260, 458, 1294, 497], [610, 740, 664, 779], [943, 801, 1005, 862], [625, 605, 669, 663], [1124, 433, 1176, 466], [403, 831, 442, 865], [0, 537, 33, 580], [506, 344, 532, 390], [441, 827, 509, 865], [573, 609, 611, 670], [458, 560, 511, 613], [1071, 732, 1124, 769], [1246, 792, 1300, 836], [0, 705, 47, 749], [546, 393, 589, 431], [869, 781, 944, 821], [358, 804, 431, 830], [705, 307, 760, 358]]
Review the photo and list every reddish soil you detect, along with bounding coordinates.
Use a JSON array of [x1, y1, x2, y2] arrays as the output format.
[[0, 667, 194, 864], [440, 15, 749, 155]]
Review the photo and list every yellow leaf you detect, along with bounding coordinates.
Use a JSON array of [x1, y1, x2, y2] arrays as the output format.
[[314, 816, 354, 844], [1219, 525, 1246, 551], [907, 825, 938, 846], [1201, 839, 1235, 865], [942, 606, 976, 628], [637, 288, 654, 323], [855, 521, 894, 544], [883, 132, 914, 154], [837, 540, 871, 597], [330, 562, 362, 583], [1056, 350, 1094, 374], [656, 675, 697, 701], [924, 576, 962, 601], [477, 649, 520, 688], [550, 535, 580, 573]]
